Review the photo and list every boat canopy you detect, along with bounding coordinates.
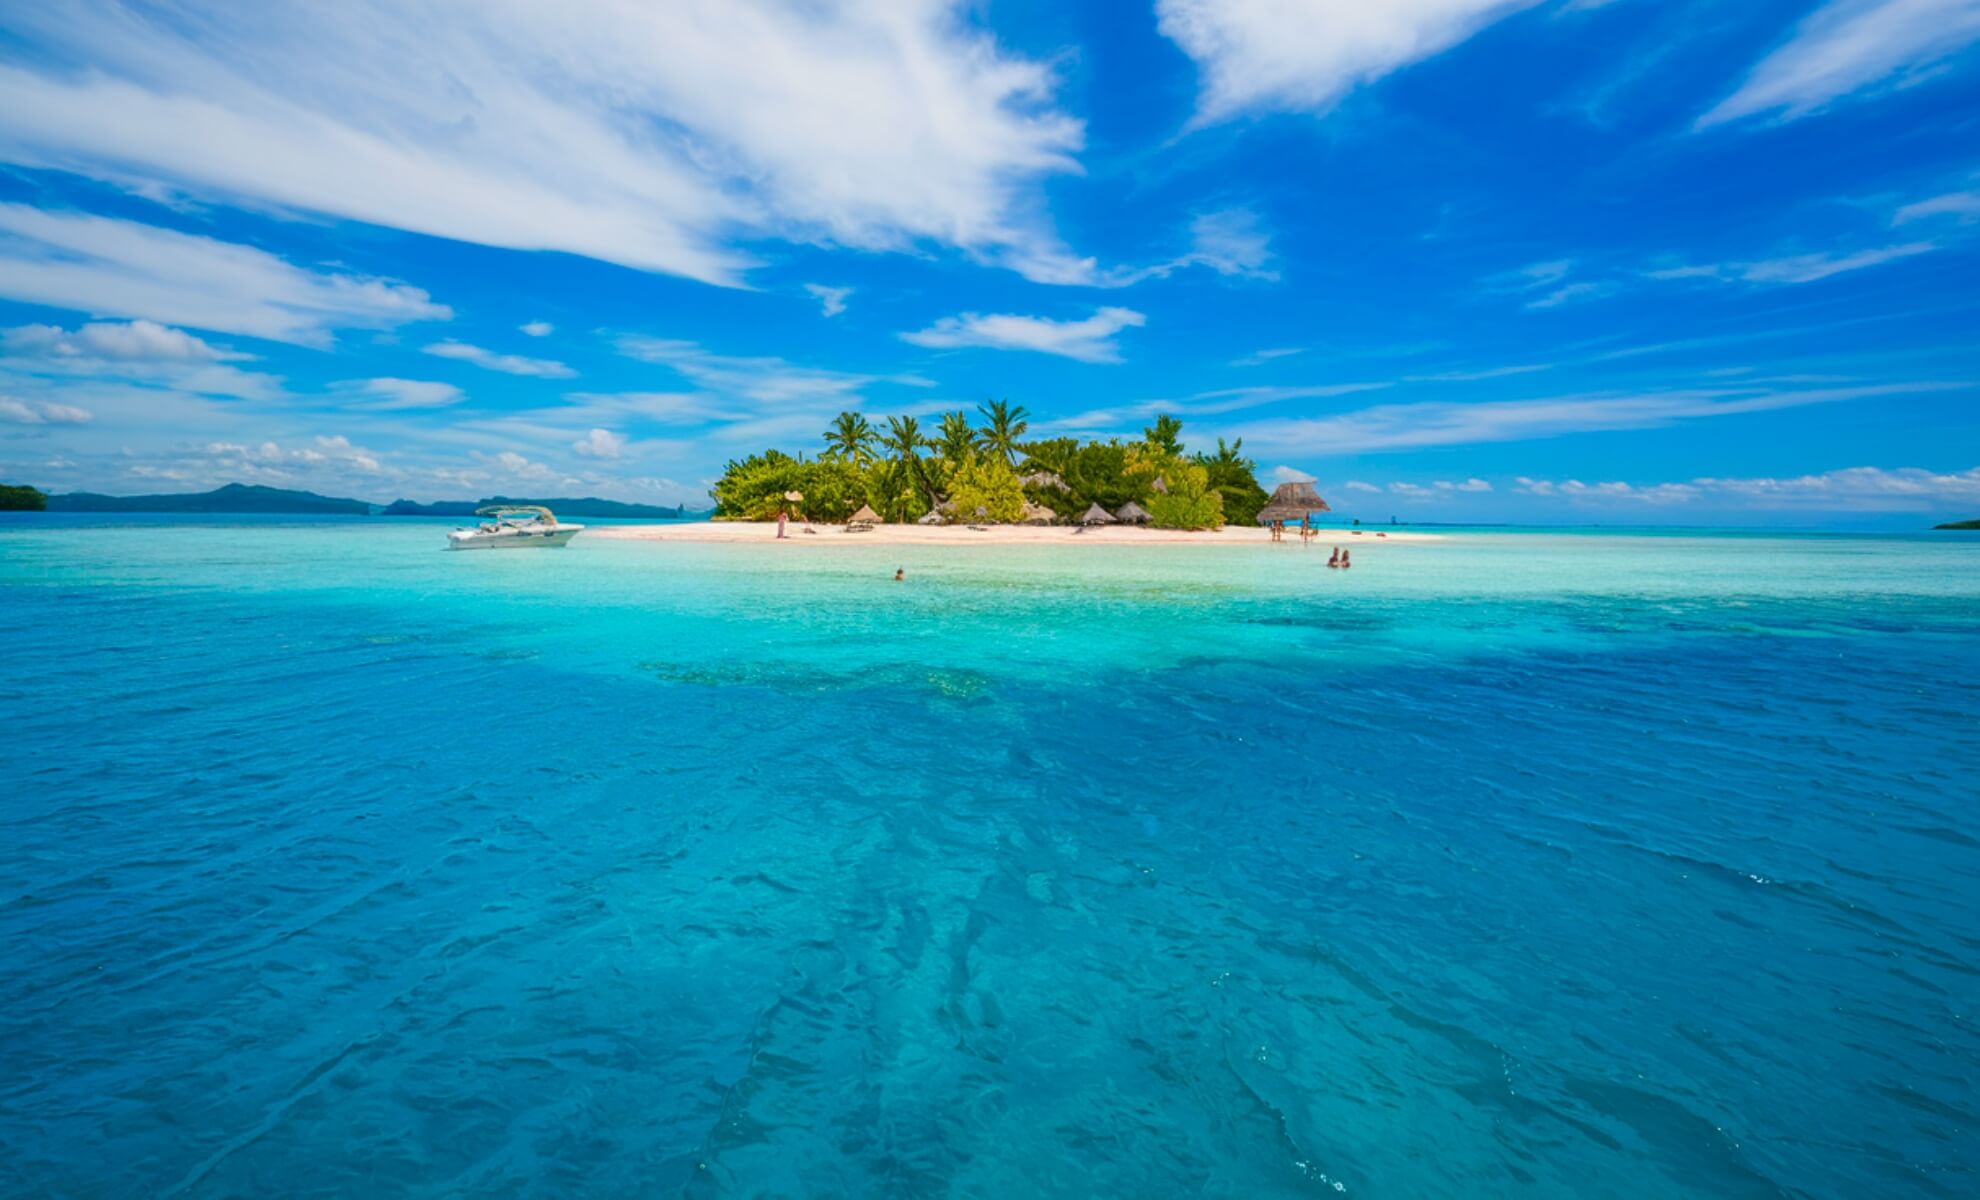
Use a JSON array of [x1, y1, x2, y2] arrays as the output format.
[[475, 504, 557, 523]]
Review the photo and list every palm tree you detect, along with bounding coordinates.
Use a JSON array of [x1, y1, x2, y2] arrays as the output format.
[[975, 398, 1030, 467], [823, 411, 877, 466], [934, 410, 976, 467], [1198, 436, 1252, 480], [881, 414, 934, 510], [1143, 414, 1184, 456]]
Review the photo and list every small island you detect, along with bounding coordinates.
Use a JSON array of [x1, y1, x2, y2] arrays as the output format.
[[1, 483, 48, 511], [48, 482, 369, 514], [710, 403, 1269, 530], [1935, 518, 1980, 530]]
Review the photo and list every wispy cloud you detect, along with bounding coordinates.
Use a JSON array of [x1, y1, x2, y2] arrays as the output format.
[[0, 395, 93, 425], [339, 378, 466, 411], [614, 336, 921, 407], [901, 307, 1147, 363], [1892, 189, 1980, 225], [1648, 242, 1937, 285], [0, 2, 1089, 286], [423, 341, 575, 379], [571, 427, 627, 459], [1226, 381, 1969, 453], [804, 284, 853, 318], [0, 205, 447, 345], [1157, 0, 1541, 125], [1517, 465, 1980, 510], [519, 321, 554, 338], [2, 318, 284, 400], [1232, 347, 1304, 367], [1699, 0, 1980, 127]]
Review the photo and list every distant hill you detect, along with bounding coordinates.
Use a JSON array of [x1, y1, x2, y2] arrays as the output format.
[[382, 496, 703, 519], [1, 483, 47, 511], [1935, 518, 1980, 530], [48, 482, 371, 514]]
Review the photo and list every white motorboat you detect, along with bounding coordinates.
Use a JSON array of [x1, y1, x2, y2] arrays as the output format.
[[447, 505, 584, 550]]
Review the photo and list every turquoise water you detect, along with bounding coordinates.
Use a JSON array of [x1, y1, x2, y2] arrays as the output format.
[[2, 518, 1976, 1198]]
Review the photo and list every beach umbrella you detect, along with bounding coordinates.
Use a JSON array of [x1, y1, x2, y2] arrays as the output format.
[[847, 504, 880, 530], [1114, 500, 1152, 525], [1150, 476, 1170, 495], [1256, 480, 1330, 526], [1079, 502, 1118, 526]]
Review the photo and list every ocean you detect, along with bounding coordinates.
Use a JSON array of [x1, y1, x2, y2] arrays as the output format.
[[2, 517, 1976, 1198]]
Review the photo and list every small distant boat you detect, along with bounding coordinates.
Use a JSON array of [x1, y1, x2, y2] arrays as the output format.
[[446, 505, 584, 550]]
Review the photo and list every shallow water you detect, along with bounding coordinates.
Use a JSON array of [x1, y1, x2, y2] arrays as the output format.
[[2, 518, 1976, 1198]]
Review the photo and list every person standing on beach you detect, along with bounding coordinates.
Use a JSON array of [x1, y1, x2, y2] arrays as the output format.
[[776, 508, 788, 539]]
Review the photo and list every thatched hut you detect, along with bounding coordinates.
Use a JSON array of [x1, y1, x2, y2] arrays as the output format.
[[847, 504, 880, 531], [1150, 475, 1170, 495], [1256, 480, 1330, 525], [1079, 503, 1117, 526], [1019, 470, 1068, 491], [1115, 500, 1152, 525], [1020, 501, 1058, 526]]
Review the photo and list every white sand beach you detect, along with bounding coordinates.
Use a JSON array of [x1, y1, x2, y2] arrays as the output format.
[[591, 521, 1445, 546]]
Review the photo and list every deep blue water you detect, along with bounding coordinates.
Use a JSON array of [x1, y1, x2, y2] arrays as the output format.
[[2, 519, 1976, 1198]]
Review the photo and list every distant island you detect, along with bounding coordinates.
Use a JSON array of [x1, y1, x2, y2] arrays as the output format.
[[1935, 518, 1980, 530], [48, 482, 369, 514], [1, 483, 48, 511], [382, 496, 699, 519]]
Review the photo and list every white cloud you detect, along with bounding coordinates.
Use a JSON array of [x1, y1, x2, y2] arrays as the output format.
[[1157, 0, 1541, 125], [1233, 347, 1303, 367], [0, 396, 93, 424], [1269, 465, 1317, 483], [1389, 481, 1434, 498], [572, 427, 627, 459], [1435, 477, 1493, 491], [1227, 381, 1969, 453], [0, 205, 447, 344], [423, 341, 575, 379], [1511, 465, 1980, 510], [0, 2, 1088, 286], [519, 321, 554, 338], [1343, 480, 1382, 492], [1649, 242, 1937, 285], [804, 284, 853, 318], [615, 336, 918, 407], [1893, 190, 1980, 224], [901, 306, 1147, 363], [342, 378, 466, 410], [1, 318, 242, 362], [1699, 0, 1980, 127]]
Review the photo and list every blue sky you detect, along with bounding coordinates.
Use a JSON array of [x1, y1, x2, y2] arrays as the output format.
[[2, 0, 1978, 525]]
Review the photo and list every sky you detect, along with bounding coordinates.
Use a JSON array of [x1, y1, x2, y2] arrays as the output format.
[[2, 0, 1979, 526]]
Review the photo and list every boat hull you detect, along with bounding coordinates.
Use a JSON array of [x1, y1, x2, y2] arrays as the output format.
[[447, 526, 584, 550]]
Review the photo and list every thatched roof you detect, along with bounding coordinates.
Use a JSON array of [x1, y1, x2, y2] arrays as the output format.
[[848, 504, 880, 524], [1080, 502, 1117, 525], [1256, 480, 1330, 525], [1019, 470, 1067, 490], [1150, 475, 1170, 495], [1020, 500, 1057, 525], [1115, 500, 1152, 524]]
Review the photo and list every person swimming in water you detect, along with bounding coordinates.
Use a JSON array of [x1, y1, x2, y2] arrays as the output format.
[[1340, 549, 1352, 569], [894, 568, 904, 581], [1327, 547, 1340, 568]]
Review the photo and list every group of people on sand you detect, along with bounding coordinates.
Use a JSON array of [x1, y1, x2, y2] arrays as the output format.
[[1327, 547, 1352, 569]]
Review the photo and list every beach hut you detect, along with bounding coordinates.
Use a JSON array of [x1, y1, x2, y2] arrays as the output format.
[[1019, 470, 1068, 491], [1115, 500, 1152, 525], [1079, 502, 1118, 526], [1256, 480, 1330, 526], [1020, 500, 1058, 526], [1150, 475, 1170, 495], [846, 504, 880, 532]]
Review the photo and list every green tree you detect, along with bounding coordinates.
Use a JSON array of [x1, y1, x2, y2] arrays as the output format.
[[944, 455, 1027, 523], [933, 410, 977, 471], [709, 450, 804, 519], [1196, 437, 1268, 525], [974, 398, 1030, 466], [822, 411, 877, 466], [0, 483, 48, 511], [1142, 414, 1184, 457], [881, 415, 936, 513], [1147, 460, 1225, 530]]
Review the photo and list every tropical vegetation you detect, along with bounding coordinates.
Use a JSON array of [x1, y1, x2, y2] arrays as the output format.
[[709, 404, 1267, 531], [0, 483, 48, 511]]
